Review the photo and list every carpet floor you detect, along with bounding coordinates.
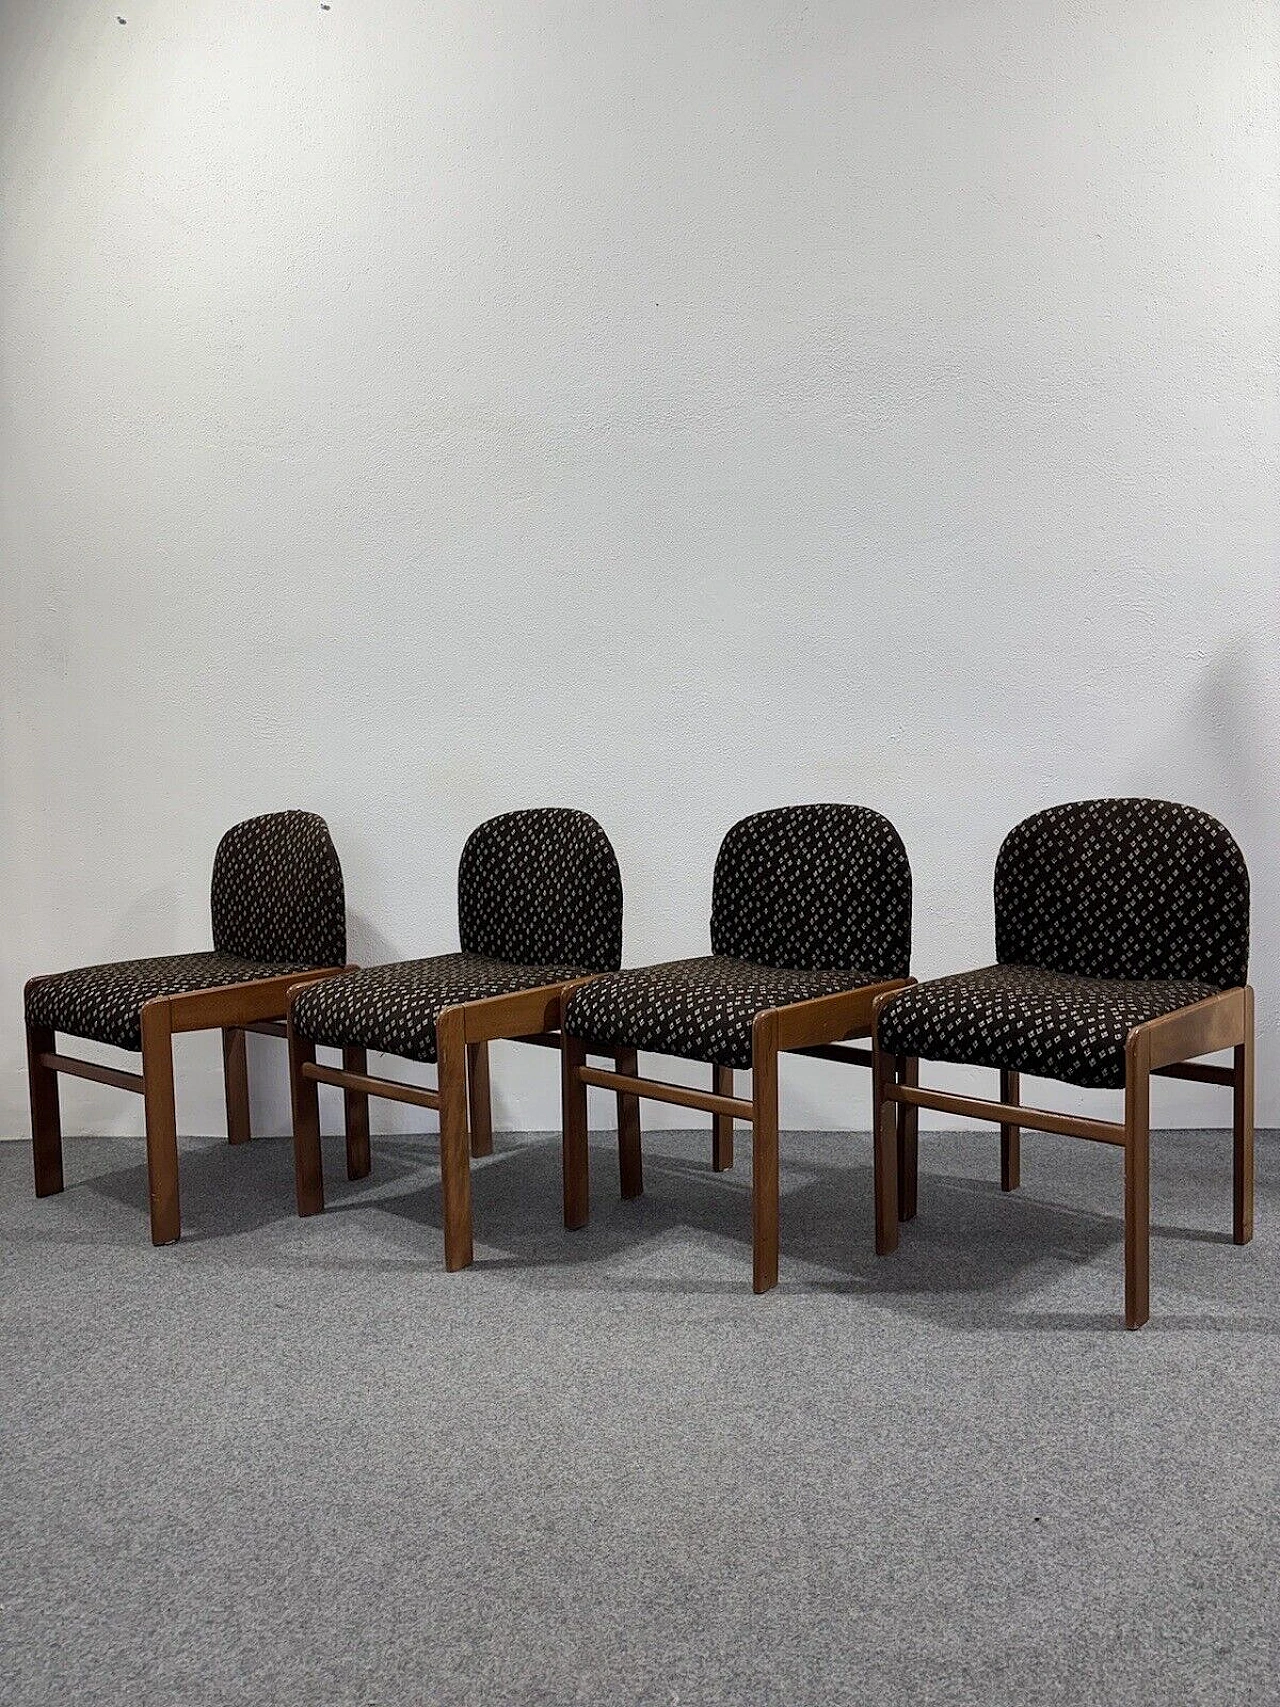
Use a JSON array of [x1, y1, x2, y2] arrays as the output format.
[[2, 1124, 1277, 1706]]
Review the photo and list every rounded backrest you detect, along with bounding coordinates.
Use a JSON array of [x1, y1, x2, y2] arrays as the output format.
[[994, 798, 1249, 987], [211, 811, 347, 967], [458, 809, 623, 971], [710, 804, 912, 975]]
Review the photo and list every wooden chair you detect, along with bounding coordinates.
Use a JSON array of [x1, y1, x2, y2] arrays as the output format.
[[559, 804, 914, 1292], [286, 808, 633, 1271], [25, 810, 354, 1245], [872, 797, 1254, 1329]]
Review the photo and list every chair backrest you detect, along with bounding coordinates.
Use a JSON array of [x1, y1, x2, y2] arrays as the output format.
[[994, 798, 1249, 987], [211, 811, 347, 967], [710, 804, 912, 975], [458, 808, 623, 971]]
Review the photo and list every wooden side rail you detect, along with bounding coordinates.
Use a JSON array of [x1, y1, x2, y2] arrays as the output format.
[[577, 1064, 754, 1122], [301, 1059, 441, 1113], [888, 1082, 1126, 1148], [1153, 1060, 1234, 1087], [38, 1052, 146, 1095], [790, 1042, 875, 1068]]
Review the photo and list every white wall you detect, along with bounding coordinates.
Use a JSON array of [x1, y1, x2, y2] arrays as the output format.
[[2, 1, 1277, 1141]]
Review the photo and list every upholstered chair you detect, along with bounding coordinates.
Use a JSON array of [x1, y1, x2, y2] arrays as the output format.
[[25, 811, 352, 1244], [287, 808, 629, 1271], [874, 798, 1253, 1329], [560, 804, 914, 1292]]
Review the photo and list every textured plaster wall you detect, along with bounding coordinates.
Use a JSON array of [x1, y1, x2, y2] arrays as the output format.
[[2, 2, 1277, 1142]]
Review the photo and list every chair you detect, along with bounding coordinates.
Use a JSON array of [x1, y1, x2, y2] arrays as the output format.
[[559, 804, 914, 1292], [873, 798, 1253, 1329], [25, 810, 352, 1245], [286, 807, 630, 1271]]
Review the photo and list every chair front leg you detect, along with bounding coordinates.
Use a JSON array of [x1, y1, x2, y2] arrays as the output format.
[[712, 1064, 735, 1171], [615, 1047, 642, 1199], [436, 1008, 474, 1272], [222, 1027, 252, 1146], [1000, 1068, 1021, 1192], [751, 1013, 780, 1294], [1233, 987, 1254, 1246], [561, 1032, 590, 1229], [871, 1028, 900, 1255], [1123, 1030, 1152, 1330], [289, 1015, 324, 1217], [895, 1053, 918, 1221], [140, 999, 181, 1246], [342, 1046, 372, 1180], [26, 1021, 64, 1198], [467, 1041, 493, 1159]]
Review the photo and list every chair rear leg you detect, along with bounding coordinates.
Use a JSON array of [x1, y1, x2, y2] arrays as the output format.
[[751, 1016, 780, 1293], [1233, 987, 1254, 1245], [290, 1022, 325, 1216], [1000, 1067, 1021, 1192], [436, 1010, 474, 1272], [26, 1023, 64, 1198], [615, 1047, 642, 1199], [895, 1054, 918, 1221], [222, 1027, 252, 1146], [140, 1001, 181, 1246], [1123, 1035, 1151, 1329], [343, 1046, 372, 1180], [712, 1064, 734, 1171], [466, 1041, 493, 1160], [562, 1034, 590, 1229]]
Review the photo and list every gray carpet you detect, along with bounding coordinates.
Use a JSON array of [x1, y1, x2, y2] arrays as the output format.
[[2, 1124, 1277, 1707]]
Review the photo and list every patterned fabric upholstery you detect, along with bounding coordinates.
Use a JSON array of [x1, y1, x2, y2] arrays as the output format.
[[564, 955, 884, 1069], [995, 798, 1248, 987], [710, 804, 911, 976], [879, 798, 1248, 1089], [212, 811, 347, 969], [877, 964, 1220, 1090], [25, 952, 318, 1051], [292, 954, 589, 1065], [458, 809, 623, 973]]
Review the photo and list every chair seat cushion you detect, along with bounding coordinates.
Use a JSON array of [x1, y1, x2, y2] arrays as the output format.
[[290, 953, 588, 1064], [25, 952, 318, 1051], [878, 963, 1220, 1089], [564, 955, 882, 1069]]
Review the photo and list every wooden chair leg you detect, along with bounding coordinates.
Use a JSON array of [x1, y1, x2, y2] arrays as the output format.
[[1123, 1033, 1151, 1330], [561, 1032, 589, 1229], [342, 1046, 372, 1180], [222, 1027, 252, 1146], [26, 1023, 64, 1198], [289, 1020, 324, 1216], [873, 1035, 900, 1255], [140, 1000, 181, 1246], [712, 1064, 735, 1171], [1000, 1067, 1021, 1191], [436, 1009, 474, 1272], [467, 1041, 493, 1159], [1233, 987, 1254, 1245], [751, 1014, 780, 1293], [615, 1047, 643, 1199], [895, 1053, 918, 1221]]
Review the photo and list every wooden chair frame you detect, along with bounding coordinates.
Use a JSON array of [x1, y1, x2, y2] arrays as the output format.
[[25, 964, 355, 1247], [286, 977, 643, 1273], [560, 975, 915, 1293], [870, 984, 1255, 1329]]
